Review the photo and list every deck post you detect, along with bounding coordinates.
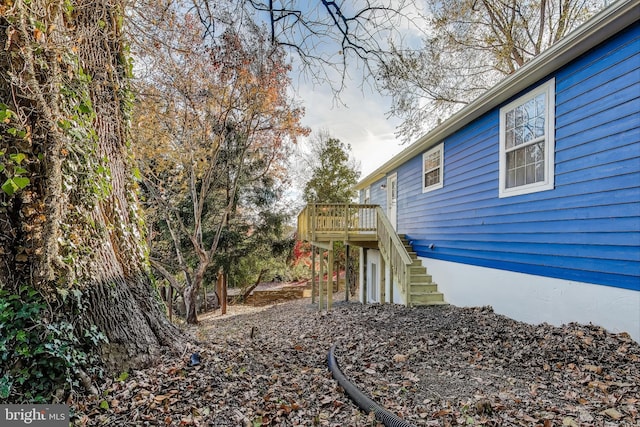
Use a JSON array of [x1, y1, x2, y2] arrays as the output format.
[[362, 248, 367, 305], [345, 244, 350, 302], [318, 248, 325, 310], [311, 204, 317, 242], [387, 236, 393, 304], [327, 241, 334, 311], [380, 253, 386, 304], [311, 245, 317, 304], [388, 248, 394, 304]]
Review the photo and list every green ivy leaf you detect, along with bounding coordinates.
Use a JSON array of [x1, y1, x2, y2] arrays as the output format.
[[13, 177, 30, 190], [57, 120, 71, 131], [99, 400, 109, 410], [1, 179, 18, 196], [0, 375, 12, 399], [78, 102, 92, 114], [9, 153, 26, 164], [132, 167, 142, 181]]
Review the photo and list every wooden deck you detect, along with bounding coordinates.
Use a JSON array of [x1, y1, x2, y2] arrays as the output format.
[[297, 203, 379, 247], [297, 203, 446, 309]]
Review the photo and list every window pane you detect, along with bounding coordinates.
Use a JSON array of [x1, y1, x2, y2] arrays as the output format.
[[506, 110, 514, 128], [515, 106, 524, 127], [524, 99, 535, 121], [516, 166, 525, 186], [507, 169, 516, 188], [424, 150, 440, 170], [525, 164, 535, 184], [534, 117, 545, 138], [535, 93, 546, 116], [506, 129, 514, 149], [536, 162, 545, 182], [515, 148, 524, 166], [523, 119, 534, 143], [526, 144, 537, 163], [425, 168, 440, 187], [530, 142, 544, 162], [514, 127, 524, 146], [506, 151, 516, 170]]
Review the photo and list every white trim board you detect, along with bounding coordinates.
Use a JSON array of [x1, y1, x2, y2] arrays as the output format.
[[421, 257, 640, 343]]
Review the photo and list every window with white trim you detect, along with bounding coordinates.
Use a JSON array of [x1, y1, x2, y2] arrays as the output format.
[[499, 79, 555, 197], [422, 143, 443, 193]]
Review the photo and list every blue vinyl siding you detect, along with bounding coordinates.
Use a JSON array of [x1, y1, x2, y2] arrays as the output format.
[[359, 178, 388, 205], [397, 22, 640, 291]]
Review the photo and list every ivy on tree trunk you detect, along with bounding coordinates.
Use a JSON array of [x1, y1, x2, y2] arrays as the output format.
[[0, 0, 185, 377]]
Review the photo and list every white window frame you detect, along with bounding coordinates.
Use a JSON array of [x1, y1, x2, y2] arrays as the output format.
[[422, 143, 444, 193], [499, 79, 555, 198], [363, 187, 370, 204]]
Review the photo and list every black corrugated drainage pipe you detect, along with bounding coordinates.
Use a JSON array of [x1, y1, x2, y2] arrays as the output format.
[[327, 345, 417, 427]]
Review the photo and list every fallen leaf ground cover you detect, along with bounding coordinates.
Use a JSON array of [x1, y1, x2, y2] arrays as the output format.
[[72, 297, 639, 426]]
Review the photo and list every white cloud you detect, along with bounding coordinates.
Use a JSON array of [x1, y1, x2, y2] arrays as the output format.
[[296, 81, 403, 178]]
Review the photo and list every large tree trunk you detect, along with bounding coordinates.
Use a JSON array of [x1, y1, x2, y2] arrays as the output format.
[[0, 0, 184, 373]]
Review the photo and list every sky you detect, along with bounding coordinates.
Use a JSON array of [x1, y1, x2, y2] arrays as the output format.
[[273, 0, 430, 180], [296, 81, 405, 179]]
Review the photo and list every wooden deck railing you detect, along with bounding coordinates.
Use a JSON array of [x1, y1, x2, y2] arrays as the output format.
[[375, 207, 413, 297], [297, 203, 413, 298], [297, 203, 378, 242]]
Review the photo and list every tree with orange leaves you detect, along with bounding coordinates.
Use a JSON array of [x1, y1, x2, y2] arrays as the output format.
[[132, 15, 309, 324]]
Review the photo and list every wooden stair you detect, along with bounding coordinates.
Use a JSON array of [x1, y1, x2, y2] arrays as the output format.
[[400, 236, 447, 306]]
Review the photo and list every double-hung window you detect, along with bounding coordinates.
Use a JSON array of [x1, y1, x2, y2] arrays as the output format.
[[499, 79, 555, 197], [422, 143, 444, 193]]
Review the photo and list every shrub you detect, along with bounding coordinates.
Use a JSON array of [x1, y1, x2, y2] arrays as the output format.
[[0, 286, 107, 403]]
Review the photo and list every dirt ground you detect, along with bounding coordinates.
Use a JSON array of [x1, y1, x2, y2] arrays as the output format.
[[72, 295, 639, 426]]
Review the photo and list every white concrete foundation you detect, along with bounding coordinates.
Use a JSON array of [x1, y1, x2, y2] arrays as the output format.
[[421, 257, 640, 343], [384, 262, 406, 305]]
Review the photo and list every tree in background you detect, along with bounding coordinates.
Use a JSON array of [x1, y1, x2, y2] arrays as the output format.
[[302, 132, 361, 204], [182, 0, 428, 95], [132, 12, 308, 324], [380, 0, 608, 141], [299, 131, 361, 289]]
